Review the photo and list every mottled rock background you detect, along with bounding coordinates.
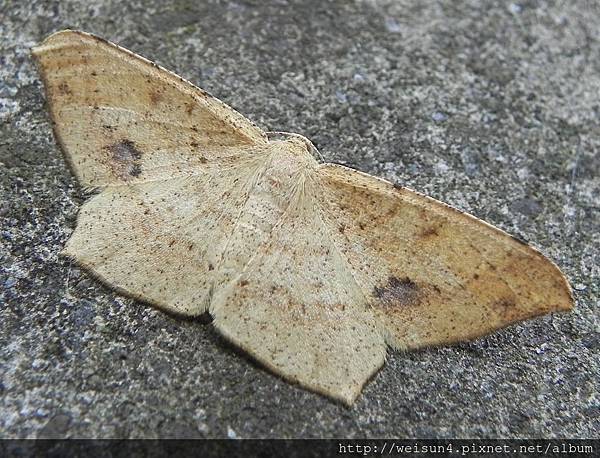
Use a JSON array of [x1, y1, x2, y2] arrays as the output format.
[[1, 0, 598, 439]]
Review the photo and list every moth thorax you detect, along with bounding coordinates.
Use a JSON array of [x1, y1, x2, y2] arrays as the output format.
[[268, 137, 318, 170]]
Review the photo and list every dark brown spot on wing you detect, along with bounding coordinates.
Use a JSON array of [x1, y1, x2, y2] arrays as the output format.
[[149, 90, 162, 104], [419, 226, 439, 239], [494, 296, 519, 320], [106, 139, 143, 179], [373, 276, 421, 308], [109, 139, 142, 161], [57, 81, 72, 96]]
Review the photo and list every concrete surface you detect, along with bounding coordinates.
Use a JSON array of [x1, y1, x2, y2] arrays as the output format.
[[0, 0, 598, 438]]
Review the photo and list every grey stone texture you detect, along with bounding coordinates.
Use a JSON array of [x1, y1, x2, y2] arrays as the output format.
[[0, 0, 598, 438]]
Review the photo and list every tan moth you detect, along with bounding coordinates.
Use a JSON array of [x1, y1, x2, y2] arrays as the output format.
[[32, 30, 574, 405]]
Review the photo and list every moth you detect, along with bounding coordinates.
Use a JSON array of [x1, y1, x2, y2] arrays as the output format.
[[32, 30, 573, 405]]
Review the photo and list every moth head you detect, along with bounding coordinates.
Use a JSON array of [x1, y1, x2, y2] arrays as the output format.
[[266, 131, 321, 161]]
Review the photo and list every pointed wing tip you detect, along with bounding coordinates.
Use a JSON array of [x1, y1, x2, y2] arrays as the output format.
[[561, 278, 575, 311], [31, 30, 92, 57], [504, 234, 576, 315], [544, 258, 575, 313], [555, 277, 576, 313], [300, 382, 362, 407], [314, 356, 387, 407]]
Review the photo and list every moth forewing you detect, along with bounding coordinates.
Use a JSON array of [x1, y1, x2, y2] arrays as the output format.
[[317, 163, 573, 350], [31, 29, 267, 189]]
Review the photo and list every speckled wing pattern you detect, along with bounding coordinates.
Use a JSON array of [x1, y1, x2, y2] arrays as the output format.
[[317, 165, 573, 351], [33, 30, 574, 405]]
